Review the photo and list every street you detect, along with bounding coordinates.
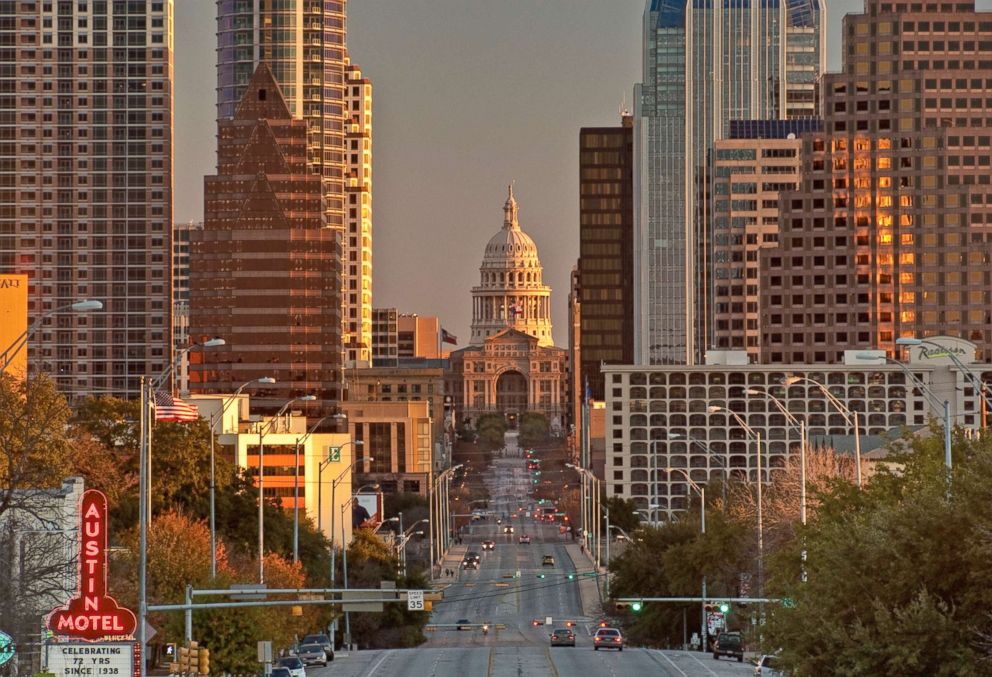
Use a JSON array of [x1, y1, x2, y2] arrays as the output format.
[[309, 451, 754, 676]]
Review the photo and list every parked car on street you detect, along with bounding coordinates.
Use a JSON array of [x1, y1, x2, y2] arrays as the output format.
[[549, 628, 576, 647], [713, 631, 744, 662], [593, 627, 623, 651], [294, 645, 326, 668], [277, 656, 306, 677], [300, 634, 333, 661], [754, 654, 783, 675]]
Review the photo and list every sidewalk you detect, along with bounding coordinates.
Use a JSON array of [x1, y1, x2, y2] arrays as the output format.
[[563, 542, 604, 618], [431, 543, 468, 584]]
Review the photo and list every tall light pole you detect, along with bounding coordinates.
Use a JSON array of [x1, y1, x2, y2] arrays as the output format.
[[707, 405, 764, 603], [744, 387, 807, 526], [783, 376, 862, 489], [208, 376, 276, 577], [668, 433, 730, 509], [665, 467, 706, 649], [342, 483, 379, 649], [292, 413, 347, 563], [138, 337, 224, 677], [566, 463, 600, 566], [856, 351, 953, 474], [430, 464, 462, 576], [256, 395, 316, 583], [397, 519, 428, 577], [0, 299, 102, 374]]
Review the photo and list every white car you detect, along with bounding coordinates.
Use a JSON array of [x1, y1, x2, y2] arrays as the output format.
[[519, 534, 531, 544], [277, 657, 306, 677]]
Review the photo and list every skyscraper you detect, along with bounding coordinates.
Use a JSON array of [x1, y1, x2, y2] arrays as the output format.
[[0, 0, 174, 398], [189, 64, 341, 410], [577, 115, 635, 400], [633, 0, 825, 365], [759, 0, 992, 364], [343, 59, 372, 367]]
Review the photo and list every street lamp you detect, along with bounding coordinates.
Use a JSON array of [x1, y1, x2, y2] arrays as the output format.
[[1, 299, 103, 374], [138, 337, 224, 677], [318, 445, 369, 589], [744, 387, 807, 527], [208, 376, 276, 577], [856, 351, 953, 474], [782, 376, 862, 489], [896, 336, 992, 412], [664, 467, 706, 647], [430, 464, 462, 578], [397, 517, 429, 577], [256, 395, 316, 583], [707, 405, 764, 602], [292, 412, 347, 563], [341, 483, 380, 649], [566, 463, 601, 568]]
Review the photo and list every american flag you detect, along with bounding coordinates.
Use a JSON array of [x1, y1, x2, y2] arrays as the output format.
[[153, 391, 200, 422]]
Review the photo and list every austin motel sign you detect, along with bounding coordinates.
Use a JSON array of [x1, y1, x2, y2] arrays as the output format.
[[46, 490, 137, 640]]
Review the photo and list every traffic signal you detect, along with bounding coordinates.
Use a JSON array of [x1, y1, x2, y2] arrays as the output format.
[[177, 646, 190, 674], [566, 573, 576, 581], [537, 573, 546, 579], [198, 648, 210, 675], [615, 600, 643, 613], [719, 602, 730, 614], [631, 601, 643, 613]]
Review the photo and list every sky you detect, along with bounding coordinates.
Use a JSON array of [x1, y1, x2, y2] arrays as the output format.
[[175, 0, 863, 348]]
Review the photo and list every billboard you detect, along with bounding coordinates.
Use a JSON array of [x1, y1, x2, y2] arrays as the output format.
[[45, 642, 138, 677], [353, 492, 383, 529], [0, 274, 28, 377]]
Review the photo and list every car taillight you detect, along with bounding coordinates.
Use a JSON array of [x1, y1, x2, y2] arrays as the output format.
[[595, 637, 601, 641]]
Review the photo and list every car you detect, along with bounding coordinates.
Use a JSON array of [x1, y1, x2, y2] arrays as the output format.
[[754, 654, 783, 676], [518, 534, 531, 544], [596, 619, 610, 628], [481, 540, 496, 551], [465, 551, 481, 563], [549, 627, 576, 647], [713, 631, 744, 662], [503, 525, 514, 534], [462, 559, 479, 570], [593, 627, 623, 651], [456, 618, 472, 630], [531, 618, 544, 627], [277, 657, 306, 677], [270, 668, 292, 677], [294, 644, 326, 668], [300, 634, 334, 662], [542, 555, 555, 567]]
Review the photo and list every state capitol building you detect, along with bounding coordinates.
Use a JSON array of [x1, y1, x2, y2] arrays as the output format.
[[447, 187, 568, 433]]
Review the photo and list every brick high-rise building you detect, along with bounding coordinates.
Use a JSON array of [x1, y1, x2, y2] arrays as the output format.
[[189, 65, 341, 411], [0, 0, 173, 397], [577, 115, 634, 400], [343, 60, 372, 367], [760, 0, 992, 364], [708, 120, 821, 362]]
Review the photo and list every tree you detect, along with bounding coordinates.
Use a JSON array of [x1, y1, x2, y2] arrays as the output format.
[[475, 414, 507, 450], [763, 430, 992, 675], [518, 412, 549, 447], [602, 496, 641, 535]]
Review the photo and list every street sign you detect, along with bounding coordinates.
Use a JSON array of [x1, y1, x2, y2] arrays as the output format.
[[256, 641, 272, 663], [45, 641, 138, 677], [706, 612, 725, 636], [407, 590, 425, 611]]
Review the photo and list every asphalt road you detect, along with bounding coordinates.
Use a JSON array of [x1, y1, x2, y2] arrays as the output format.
[[311, 453, 755, 676]]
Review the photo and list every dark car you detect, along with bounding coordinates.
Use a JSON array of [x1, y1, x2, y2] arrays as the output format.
[[465, 551, 481, 563], [462, 559, 479, 570], [300, 634, 334, 661], [456, 618, 472, 630], [550, 627, 576, 647], [295, 644, 326, 668], [593, 627, 623, 651], [713, 631, 744, 662]]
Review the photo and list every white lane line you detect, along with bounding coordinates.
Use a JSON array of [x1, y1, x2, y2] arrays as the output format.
[[682, 650, 721, 676], [363, 651, 391, 677], [649, 650, 689, 677]]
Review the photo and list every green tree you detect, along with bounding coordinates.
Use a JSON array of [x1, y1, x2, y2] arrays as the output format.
[[518, 412, 549, 447], [601, 496, 641, 535], [476, 413, 507, 450], [763, 430, 992, 676]]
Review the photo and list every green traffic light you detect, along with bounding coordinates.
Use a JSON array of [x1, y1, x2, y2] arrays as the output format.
[[567, 574, 575, 580], [537, 574, 546, 579], [719, 602, 730, 613], [631, 601, 643, 613]]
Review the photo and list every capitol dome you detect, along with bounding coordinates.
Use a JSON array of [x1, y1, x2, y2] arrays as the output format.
[[470, 186, 554, 347]]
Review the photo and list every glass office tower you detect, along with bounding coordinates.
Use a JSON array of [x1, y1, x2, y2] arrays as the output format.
[[633, 0, 824, 365]]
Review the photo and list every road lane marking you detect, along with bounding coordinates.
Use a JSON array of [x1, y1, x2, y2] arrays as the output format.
[[486, 647, 495, 677], [644, 649, 688, 677], [543, 646, 561, 677], [363, 651, 390, 677], [683, 650, 720, 676]]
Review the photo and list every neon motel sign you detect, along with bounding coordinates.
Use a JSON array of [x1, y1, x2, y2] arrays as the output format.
[[46, 490, 137, 640]]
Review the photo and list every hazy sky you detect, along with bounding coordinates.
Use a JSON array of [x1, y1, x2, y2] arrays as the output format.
[[175, 0, 863, 347]]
